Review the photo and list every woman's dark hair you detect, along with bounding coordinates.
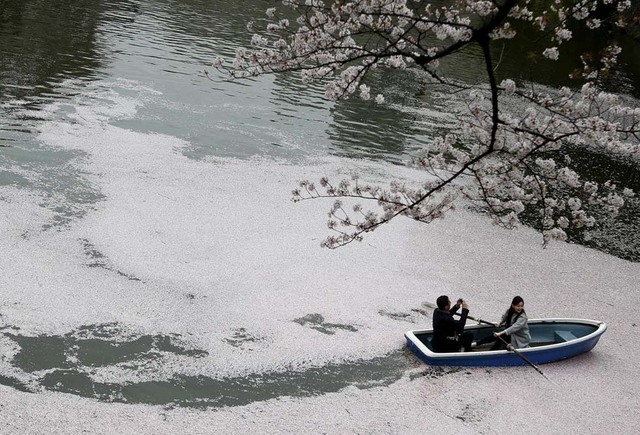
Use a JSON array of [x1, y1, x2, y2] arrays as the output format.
[[505, 296, 525, 327], [511, 296, 524, 306]]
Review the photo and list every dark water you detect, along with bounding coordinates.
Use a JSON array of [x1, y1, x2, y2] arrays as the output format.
[[1, 317, 431, 408], [0, 0, 638, 408]]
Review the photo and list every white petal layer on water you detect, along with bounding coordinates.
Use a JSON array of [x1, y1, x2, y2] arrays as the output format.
[[1, 82, 638, 434]]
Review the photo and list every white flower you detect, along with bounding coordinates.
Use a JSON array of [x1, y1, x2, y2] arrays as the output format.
[[557, 217, 570, 229], [555, 28, 572, 42], [251, 34, 268, 46], [500, 79, 516, 95], [386, 56, 407, 68], [542, 47, 559, 60], [545, 228, 567, 242], [584, 182, 598, 194], [587, 18, 602, 29], [567, 198, 582, 211], [359, 84, 371, 100]]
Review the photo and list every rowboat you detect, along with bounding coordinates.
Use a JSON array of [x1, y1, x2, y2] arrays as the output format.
[[405, 318, 607, 367]]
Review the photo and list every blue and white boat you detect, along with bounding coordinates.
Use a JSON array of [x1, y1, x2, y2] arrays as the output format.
[[405, 318, 607, 367]]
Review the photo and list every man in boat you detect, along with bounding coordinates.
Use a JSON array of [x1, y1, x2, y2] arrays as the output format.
[[431, 296, 473, 352]]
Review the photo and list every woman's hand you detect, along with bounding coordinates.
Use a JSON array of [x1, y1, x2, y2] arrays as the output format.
[[493, 331, 502, 337]]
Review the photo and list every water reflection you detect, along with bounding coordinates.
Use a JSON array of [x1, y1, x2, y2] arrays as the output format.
[[614, 34, 640, 98], [490, 15, 640, 97], [0, 0, 105, 99], [0, 0, 106, 146], [0, 0, 109, 223]]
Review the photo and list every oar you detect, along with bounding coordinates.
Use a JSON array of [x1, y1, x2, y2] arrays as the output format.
[[495, 335, 551, 381], [422, 301, 551, 382], [422, 301, 495, 326]]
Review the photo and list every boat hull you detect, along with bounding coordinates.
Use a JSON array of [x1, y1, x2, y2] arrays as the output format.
[[405, 318, 607, 367]]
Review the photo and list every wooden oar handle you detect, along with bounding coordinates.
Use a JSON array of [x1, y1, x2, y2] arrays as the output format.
[[496, 335, 546, 377], [466, 314, 495, 326]]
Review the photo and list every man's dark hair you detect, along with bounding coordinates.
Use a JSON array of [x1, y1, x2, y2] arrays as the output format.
[[436, 295, 450, 310]]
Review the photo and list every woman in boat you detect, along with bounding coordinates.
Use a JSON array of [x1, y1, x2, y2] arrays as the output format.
[[492, 296, 531, 349]]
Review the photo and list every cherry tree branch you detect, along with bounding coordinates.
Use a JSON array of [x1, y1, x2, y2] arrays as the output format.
[[215, 0, 638, 248]]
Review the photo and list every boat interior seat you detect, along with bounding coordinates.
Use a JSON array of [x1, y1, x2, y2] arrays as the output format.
[[554, 330, 577, 343]]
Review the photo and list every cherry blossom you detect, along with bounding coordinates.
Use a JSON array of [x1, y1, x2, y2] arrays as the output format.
[[214, 0, 638, 248]]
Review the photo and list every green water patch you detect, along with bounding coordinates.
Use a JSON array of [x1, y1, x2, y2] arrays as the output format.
[[10, 335, 70, 372], [37, 350, 413, 409], [0, 305, 448, 408], [0, 320, 449, 408], [0, 374, 33, 393], [0, 171, 29, 187], [293, 313, 359, 335], [6, 323, 207, 373]]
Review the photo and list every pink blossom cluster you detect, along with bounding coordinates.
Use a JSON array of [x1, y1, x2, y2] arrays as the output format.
[[217, 0, 637, 248]]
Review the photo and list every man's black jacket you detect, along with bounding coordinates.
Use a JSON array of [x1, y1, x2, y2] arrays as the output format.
[[431, 304, 469, 350]]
